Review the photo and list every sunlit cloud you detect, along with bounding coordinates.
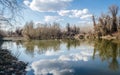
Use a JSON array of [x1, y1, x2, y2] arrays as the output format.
[[23, 0, 93, 24], [30, 59, 74, 75], [28, 57, 82, 75], [24, 0, 73, 12], [58, 9, 92, 19], [27, 49, 98, 75], [80, 14, 92, 19], [23, 0, 30, 6]]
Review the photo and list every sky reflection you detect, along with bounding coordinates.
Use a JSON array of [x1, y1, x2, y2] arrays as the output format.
[[1, 40, 120, 75]]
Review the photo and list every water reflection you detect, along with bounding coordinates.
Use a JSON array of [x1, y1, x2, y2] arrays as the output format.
[[94, 39, 120, 71], [19, 40, 83, 56], [0, 41, 4, 48], [1, 39, 120, 75], [62, 39, 81, 50], [23, 40, 61, 56]]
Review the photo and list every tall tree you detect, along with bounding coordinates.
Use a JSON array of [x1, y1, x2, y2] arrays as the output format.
[[66, 23, 70, 33], [109, 5, 119, 32], [92, 15, 96, 26]]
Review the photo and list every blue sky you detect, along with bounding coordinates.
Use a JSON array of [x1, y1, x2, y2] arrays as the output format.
[[20, 0, 120, 27]]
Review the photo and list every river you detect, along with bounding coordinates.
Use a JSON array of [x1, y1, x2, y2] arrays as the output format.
[[1, 39, 120, 75]]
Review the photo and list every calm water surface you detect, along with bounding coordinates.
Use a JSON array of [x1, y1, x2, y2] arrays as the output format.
[[1, 39, 120, 75]]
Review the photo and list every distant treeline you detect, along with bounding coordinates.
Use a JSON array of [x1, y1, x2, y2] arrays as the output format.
[[15, 22, 80, 40], [92, 5, 120, 38]]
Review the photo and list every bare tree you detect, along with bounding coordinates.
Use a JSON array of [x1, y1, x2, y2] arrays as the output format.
[[109, 5, 119, 32], [0, 0, 23, 26], [0, 0, 23, 37], [0, 0, 22, 18], [93, 5, 120, 38], [92, 15, 96, 26]]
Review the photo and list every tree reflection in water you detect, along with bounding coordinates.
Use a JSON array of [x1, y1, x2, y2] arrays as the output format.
[[21, 40, 61, 56], [14, 39, 120, 71], [17, 40, 82, 56], [62, 39, 81, 50], [94, 39, 120, 71]]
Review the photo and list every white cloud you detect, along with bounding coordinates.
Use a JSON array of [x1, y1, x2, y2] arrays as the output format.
[[58, 54, 89, 61], [78, 20, 93, 24], [58, 9, 92, 19], [80, 14, 92, 19], [34, 21, 43, 25], [58, 10, 71, 16], [25, 0, 73, 12], [44, 16, 64, 22], [82, 9, 89, 14], [27, 50, 96, 75], [44, 49, 94, 62], [45, 50, 59, 56], [30, 59, 74, 75], [26, 47, 98, 75], [23, 0, 30, 6]]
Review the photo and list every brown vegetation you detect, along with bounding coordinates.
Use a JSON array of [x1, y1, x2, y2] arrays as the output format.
[[92, 5, 120, 39], [21, 21, 80, 40]]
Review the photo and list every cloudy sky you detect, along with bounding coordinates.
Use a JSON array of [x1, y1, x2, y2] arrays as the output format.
[[22, 0, 120, 27]]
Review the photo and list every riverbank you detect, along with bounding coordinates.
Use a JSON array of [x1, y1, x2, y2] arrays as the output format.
[[0, 32, 120, 41], [100, 32, 120, 40], [0, 49, 27, 75], [1, 37, 24, 41]]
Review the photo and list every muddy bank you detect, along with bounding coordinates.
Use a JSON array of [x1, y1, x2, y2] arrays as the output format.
[[0, 49, 27, 75]]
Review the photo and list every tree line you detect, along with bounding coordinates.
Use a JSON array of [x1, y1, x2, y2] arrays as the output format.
[[14, 22, 80, 40]]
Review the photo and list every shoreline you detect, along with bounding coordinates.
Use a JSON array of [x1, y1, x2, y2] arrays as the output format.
[[0, 34, 120, 41], [0, 49, 27, 75]]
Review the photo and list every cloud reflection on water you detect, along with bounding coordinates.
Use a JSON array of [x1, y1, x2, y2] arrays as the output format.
[[28, 50, 96, 75]]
